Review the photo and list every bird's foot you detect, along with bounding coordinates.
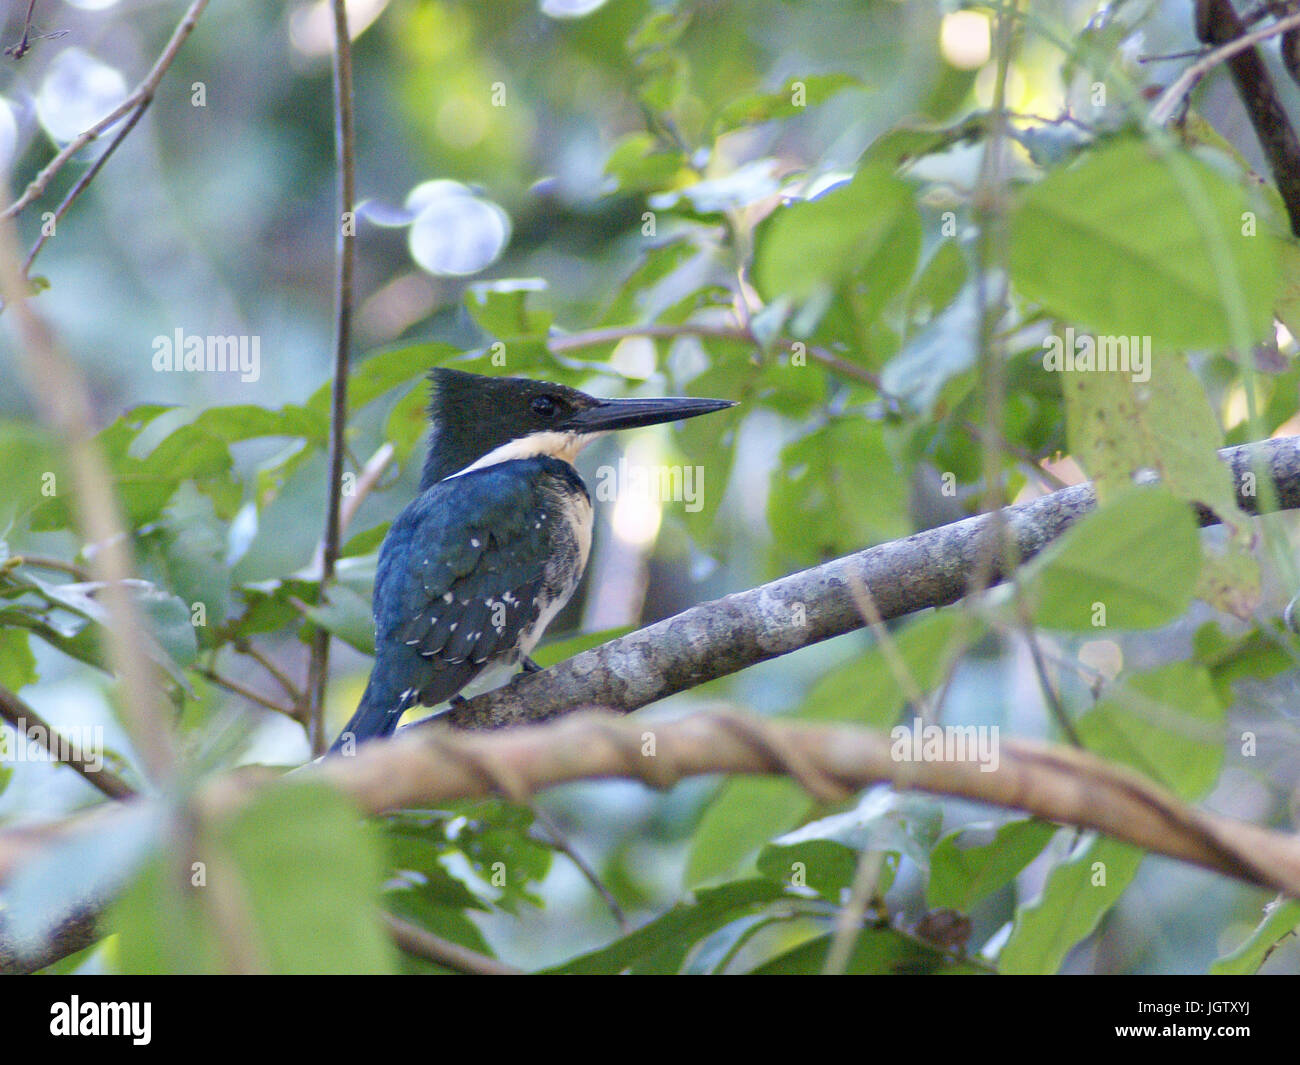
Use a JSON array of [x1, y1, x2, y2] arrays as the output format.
[[521, 656, 542, 674], [448, 693, 468, 708]]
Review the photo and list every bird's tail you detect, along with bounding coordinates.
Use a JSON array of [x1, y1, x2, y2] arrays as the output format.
[[327, 675, 404, 755]]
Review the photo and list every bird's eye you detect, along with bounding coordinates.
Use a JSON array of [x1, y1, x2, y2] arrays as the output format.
[[531, 395, 558, 418]]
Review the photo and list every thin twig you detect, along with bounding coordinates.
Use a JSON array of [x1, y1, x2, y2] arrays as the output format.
[[304, 0, 359, 756], [824, 850, 887, 975], [197, 668, 298, 719], [548, 320, 751, 354], [339, 442, 394, 534], [844, 571, 934, 720], [309, 441, 395, 574], [0, 684, 136, 800], [4, 0, 39, 60], [966, 0, 1018, 609], [1017, 614, 1084, 747], [829, 573, 936, 976], [2, 0, 209, 220], [22, 99, 151, 275], [383, 913, 522, 974], [234, 639, 303, 707], [1150, 8, 1300, 125], [530, 802, 629, 931], [11, 553, 90, 580]]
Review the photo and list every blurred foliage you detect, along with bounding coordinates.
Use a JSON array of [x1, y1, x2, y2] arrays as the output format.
[[2, 0, 1300, 975]]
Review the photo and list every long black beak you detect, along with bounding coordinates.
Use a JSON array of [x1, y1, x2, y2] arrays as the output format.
[[569, 394, 736, 433]]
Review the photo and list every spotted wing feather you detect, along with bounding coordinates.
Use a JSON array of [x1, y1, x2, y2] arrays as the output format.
[[330, 457, 588, 749]]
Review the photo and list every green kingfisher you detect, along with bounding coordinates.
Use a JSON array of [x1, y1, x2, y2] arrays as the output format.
[[329, 367, 734, 753]]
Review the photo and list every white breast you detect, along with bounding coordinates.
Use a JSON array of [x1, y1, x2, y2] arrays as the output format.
[[519, 489, 593, 656]]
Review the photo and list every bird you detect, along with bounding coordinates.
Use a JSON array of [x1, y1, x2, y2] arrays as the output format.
[[328, 367, 735, 753]]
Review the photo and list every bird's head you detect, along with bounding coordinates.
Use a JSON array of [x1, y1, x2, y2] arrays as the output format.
[[420, 368, 735, 488]]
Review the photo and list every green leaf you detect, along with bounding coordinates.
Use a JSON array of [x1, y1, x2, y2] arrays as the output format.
[[544, 879, 786, 975], [628, 6, 689, 52], [754, 163, 922, 313], [303, 584, 376, 656], [141, 487, 233, 647], [905, 237, 969, 324], [218, 783, 395, 972], [381, 802, 553, 915], [465, 281, 554, 343], [306, 343, 454, 421], [882, 284, 979, 414], [0, 606, 105, 673], [685, 777, 812, 888], [1193, 621, 1295, 705], [340, 523, 388, 559], [1210, 899, 1300, 974], [0, 421, 68, 529], [1020, 486, 1201, 631], [800, 610, 977, 726], [384, 383, 430, 466], [530, 625, 634, 668], [927, 819, 1057, 911], [1062, 353, 1258, 615], [385, 834, 489, 912], [112, 783, 397, 974], [0, 627, 38, 691], [136, 585, 200, 670], [768, 416, 909, 565], [184, 403, 322, 447], [604, 133, 687, 193], [715, 74, 863, 134], [1075, 663, 1224, 800], [1010, 138, 1279, 349], [998, 835, 1144, 974], [1272, 240, 1300, 341], [757, 839, 858, 903], [757, 791, 943, 902], [749, 926, 988, 974], [22, 575, 198, 681]]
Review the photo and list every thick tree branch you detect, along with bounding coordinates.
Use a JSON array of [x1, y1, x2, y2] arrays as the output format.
[[206, 710, 1300, 899], [307, 711, 1300, 896], [0, 909, 97, 974], [443, 435, 1300, 731], [9, 696, 1300, 971]]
